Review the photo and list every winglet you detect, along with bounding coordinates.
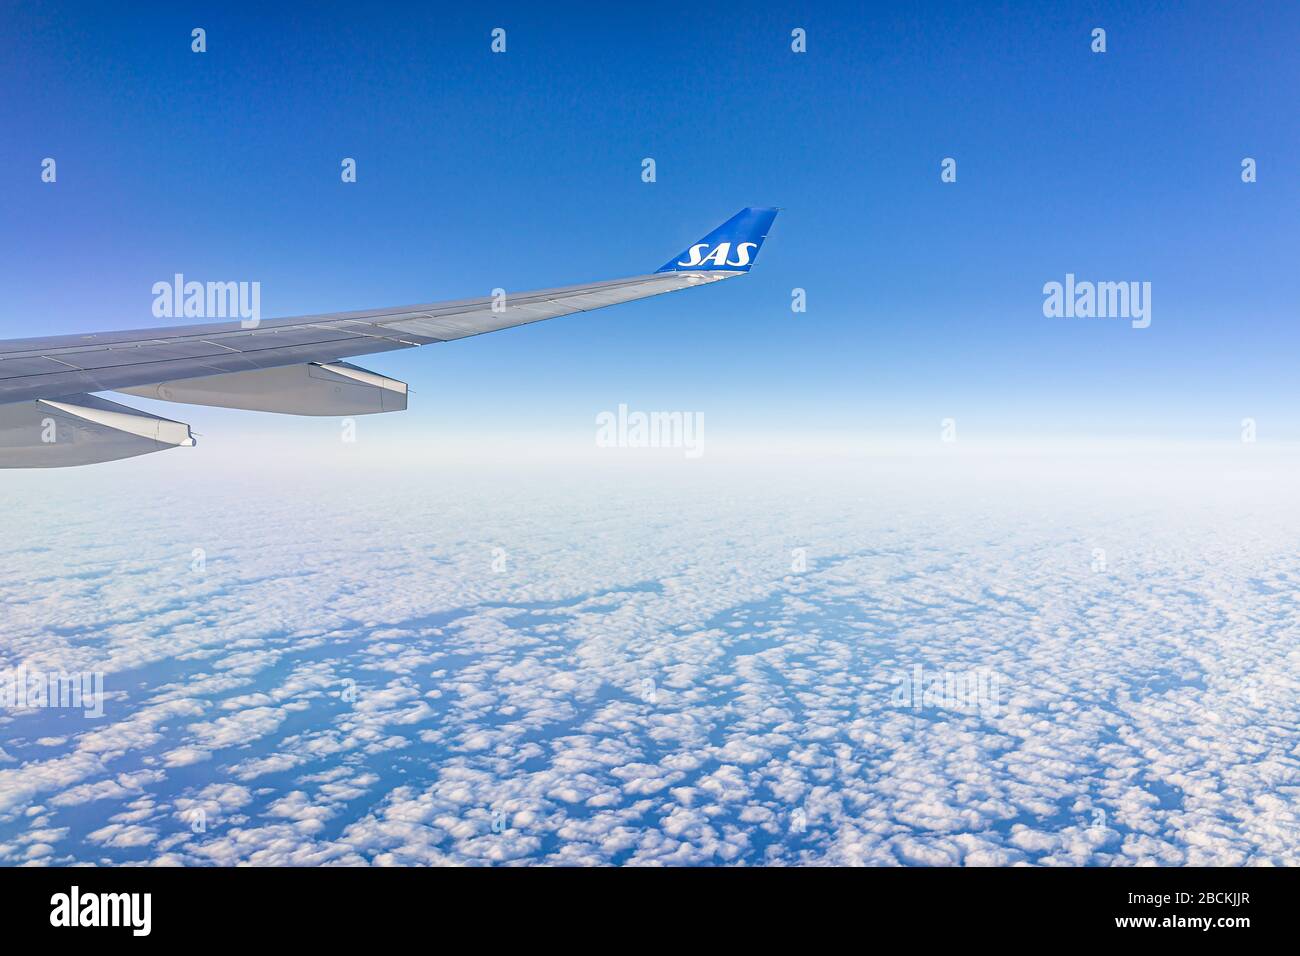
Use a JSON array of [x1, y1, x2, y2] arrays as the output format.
[[656, 207, 779, 273]]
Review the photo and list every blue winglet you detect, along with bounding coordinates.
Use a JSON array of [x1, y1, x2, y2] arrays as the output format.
[[656, 207, 779, 273]]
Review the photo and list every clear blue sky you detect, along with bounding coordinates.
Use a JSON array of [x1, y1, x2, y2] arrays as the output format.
[[2, 1, 1297, 442]]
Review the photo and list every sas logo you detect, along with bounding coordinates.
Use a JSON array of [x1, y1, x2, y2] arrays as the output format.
[[677, 241, 758, 268]]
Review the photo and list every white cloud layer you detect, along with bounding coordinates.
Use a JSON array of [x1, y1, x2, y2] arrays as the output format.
[[0, 445, 1297, 865]]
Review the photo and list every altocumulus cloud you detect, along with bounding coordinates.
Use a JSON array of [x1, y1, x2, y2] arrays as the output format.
[[0, 451, 1297, 866]]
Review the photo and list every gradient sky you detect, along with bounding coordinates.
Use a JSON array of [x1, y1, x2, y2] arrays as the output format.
[[2, 0, 1298, 447]]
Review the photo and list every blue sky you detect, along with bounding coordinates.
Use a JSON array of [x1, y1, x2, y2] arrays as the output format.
[[2, 1, 1298, 443]]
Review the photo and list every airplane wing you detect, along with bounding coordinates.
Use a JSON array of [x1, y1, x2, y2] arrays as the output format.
[[0, 207, 778, 468]]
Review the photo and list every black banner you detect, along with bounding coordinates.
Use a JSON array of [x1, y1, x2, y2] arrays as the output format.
[[0, 865, 1280, 943]]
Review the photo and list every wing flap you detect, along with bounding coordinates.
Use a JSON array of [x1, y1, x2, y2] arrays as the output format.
[[0, 394, 194, 468], [116, 361, 408, 416]]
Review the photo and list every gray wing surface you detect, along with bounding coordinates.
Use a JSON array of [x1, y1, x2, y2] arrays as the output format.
[[0, 271, 734, 405]]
